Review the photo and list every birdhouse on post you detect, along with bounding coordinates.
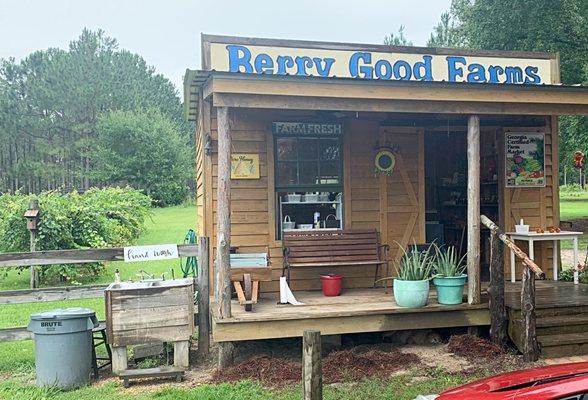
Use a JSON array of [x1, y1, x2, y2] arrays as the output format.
[[24, 207, 39, 231]]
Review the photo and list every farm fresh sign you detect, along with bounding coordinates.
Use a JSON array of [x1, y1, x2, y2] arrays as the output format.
[[505, 132, 545, 187], [209, 43, 553, 85]]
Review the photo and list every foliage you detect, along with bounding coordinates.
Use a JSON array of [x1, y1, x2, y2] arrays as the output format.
[[559, 267, 588, 284], [0, 29, 193, 201], [93, 109, 191, 206], [428, 0, 588, 184], [384, 26, 413, 46], [394, 243, 435, 281], [427, 12, 464, 47], [0, 187, 151, 284], [433, 244, 467, 277], [560, 183, 588, 196]]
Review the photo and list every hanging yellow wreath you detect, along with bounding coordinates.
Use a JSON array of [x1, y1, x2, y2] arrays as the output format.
[[374, 149, 396, 176]]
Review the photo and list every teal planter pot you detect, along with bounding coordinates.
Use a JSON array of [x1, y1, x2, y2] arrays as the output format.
[[393, 279, 430, 308], [433, 274, 467, 305]]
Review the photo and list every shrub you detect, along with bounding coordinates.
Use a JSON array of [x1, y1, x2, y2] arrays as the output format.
[[92, 109, 193, 206], [560, 183, 587, 197], [0, 187, 151, 284]]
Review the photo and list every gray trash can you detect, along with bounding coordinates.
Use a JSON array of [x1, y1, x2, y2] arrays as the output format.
[[27, 307, 98, 388]]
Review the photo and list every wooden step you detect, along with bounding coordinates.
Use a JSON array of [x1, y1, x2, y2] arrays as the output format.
[[539, 332, 588, 358], [536, 314, 588, 335]]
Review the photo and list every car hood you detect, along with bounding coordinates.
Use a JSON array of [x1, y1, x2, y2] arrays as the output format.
[[437, 362, 588, 399]]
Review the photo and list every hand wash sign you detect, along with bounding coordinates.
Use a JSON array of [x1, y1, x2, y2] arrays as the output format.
[[209, 43, 553, 84]]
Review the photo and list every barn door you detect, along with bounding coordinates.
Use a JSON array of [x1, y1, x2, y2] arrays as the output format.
[[378, 128, 425, 260]]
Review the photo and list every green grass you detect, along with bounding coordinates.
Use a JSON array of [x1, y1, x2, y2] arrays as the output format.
[[560, 190, 588, 251], [0, 372, 476, 400], [0, 340, 34, 375], [0, 298, 105, 329], [0, 204, 197, 291]]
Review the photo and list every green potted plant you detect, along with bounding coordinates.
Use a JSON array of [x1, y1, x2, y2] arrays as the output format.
[[378, 243, 434, 308], [432, 244, 467, 305]]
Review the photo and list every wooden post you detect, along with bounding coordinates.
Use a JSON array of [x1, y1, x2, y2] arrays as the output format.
[[480, 215, 545, 279], [218, 342, 236, 369], [198, 236, 210, 357], [27, 199, 39, 289], [303, 329, 322, 400], [173, 340, 190, 368], [467, 115, 481, 305], [111, 346, 128, 374], [216, 106, 232, 320], [488, 231, 508, 347], [521, 267, 540, 362]]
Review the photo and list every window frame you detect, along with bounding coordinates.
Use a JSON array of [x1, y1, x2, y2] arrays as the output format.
[[273, 133, 344, 192]]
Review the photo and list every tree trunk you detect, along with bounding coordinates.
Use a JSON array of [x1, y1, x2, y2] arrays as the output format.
[[489, 231, 508, 347], [521, 267, 540, 362], [215, 107, 232, 320], [467, 115, 481, 305]]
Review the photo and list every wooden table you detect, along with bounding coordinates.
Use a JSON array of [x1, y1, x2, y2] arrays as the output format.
[[507, 231, 583, 284]]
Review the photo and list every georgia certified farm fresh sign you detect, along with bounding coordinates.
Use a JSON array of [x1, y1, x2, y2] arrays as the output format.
[[209, 43, 553, 85], [505, 132, 546, 187]]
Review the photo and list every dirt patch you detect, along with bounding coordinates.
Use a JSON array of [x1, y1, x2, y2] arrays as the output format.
[[323, 347, 420, 382], [403, 344, 471, 373], [211, 355, 301, 387], [212, 346, 421, 386], [447, 335, 505, 360]]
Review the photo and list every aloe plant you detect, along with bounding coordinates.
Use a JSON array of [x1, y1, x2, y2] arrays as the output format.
[[394, 243, 435, 281], [433, 244, 467, 277]]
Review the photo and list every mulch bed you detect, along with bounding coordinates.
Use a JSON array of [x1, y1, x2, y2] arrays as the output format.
[[447, 334, 505, 360], [211, 346, 421, 387]]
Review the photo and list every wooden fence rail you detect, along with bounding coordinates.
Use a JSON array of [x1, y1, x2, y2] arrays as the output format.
[[0, 244, 199, 268], [0, 239, 211, 361], [481, 215, 544, 362], [0, 284, 108, 304]]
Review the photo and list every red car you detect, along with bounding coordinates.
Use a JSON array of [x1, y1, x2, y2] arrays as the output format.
[[434, 362, 588, 399]]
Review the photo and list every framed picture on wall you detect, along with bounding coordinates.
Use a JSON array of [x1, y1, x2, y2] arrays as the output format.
[[505, 132, 546, 188]]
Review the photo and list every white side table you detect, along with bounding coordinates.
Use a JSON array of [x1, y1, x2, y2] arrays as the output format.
[[507, 231, 584, 284]]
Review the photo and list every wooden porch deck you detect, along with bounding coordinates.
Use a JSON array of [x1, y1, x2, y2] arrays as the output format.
[[212, 281, 588, 344], [212, 287, 490, 342]]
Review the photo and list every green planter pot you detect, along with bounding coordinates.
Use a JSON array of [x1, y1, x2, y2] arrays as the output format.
[[393, 279, 430, 308], [433, 274, 467, 305]]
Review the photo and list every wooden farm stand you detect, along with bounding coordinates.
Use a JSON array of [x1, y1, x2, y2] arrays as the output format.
[[183, 34, 588, 364]]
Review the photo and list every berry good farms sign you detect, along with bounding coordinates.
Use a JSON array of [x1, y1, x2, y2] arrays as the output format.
[[505, 132, 546, 187], [209, 43, 553, 85]]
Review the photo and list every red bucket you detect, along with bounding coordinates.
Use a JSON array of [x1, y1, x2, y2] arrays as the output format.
[[320, 274, 343, 296]]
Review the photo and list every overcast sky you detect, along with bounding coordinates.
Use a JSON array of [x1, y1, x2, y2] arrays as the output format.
[[0, 0, 451, 93]]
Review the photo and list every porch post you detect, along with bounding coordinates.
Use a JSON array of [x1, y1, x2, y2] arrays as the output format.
[[216, 106, 232, 319], [467, 115, 481, 305]]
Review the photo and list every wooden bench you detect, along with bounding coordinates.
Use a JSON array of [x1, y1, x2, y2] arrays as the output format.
[[230, 252, 271, 311], [282, 229, 389, 286]]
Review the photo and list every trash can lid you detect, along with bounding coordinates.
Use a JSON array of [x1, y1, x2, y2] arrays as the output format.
[[30, 307, 96, 321]]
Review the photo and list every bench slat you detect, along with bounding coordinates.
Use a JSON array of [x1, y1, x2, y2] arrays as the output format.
[[288, 261, 386, 267]]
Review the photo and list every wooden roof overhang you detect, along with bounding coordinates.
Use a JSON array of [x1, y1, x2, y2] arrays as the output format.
[[185, 71, 588, 122]]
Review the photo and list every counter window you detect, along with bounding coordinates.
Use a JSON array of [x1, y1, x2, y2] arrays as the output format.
[[274, 131, 343, 238]]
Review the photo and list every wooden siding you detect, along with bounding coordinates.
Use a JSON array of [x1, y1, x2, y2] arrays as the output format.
[[503, 119, 559, 280], [195, 94, 206, 237], [201, 109, 559, 293]]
